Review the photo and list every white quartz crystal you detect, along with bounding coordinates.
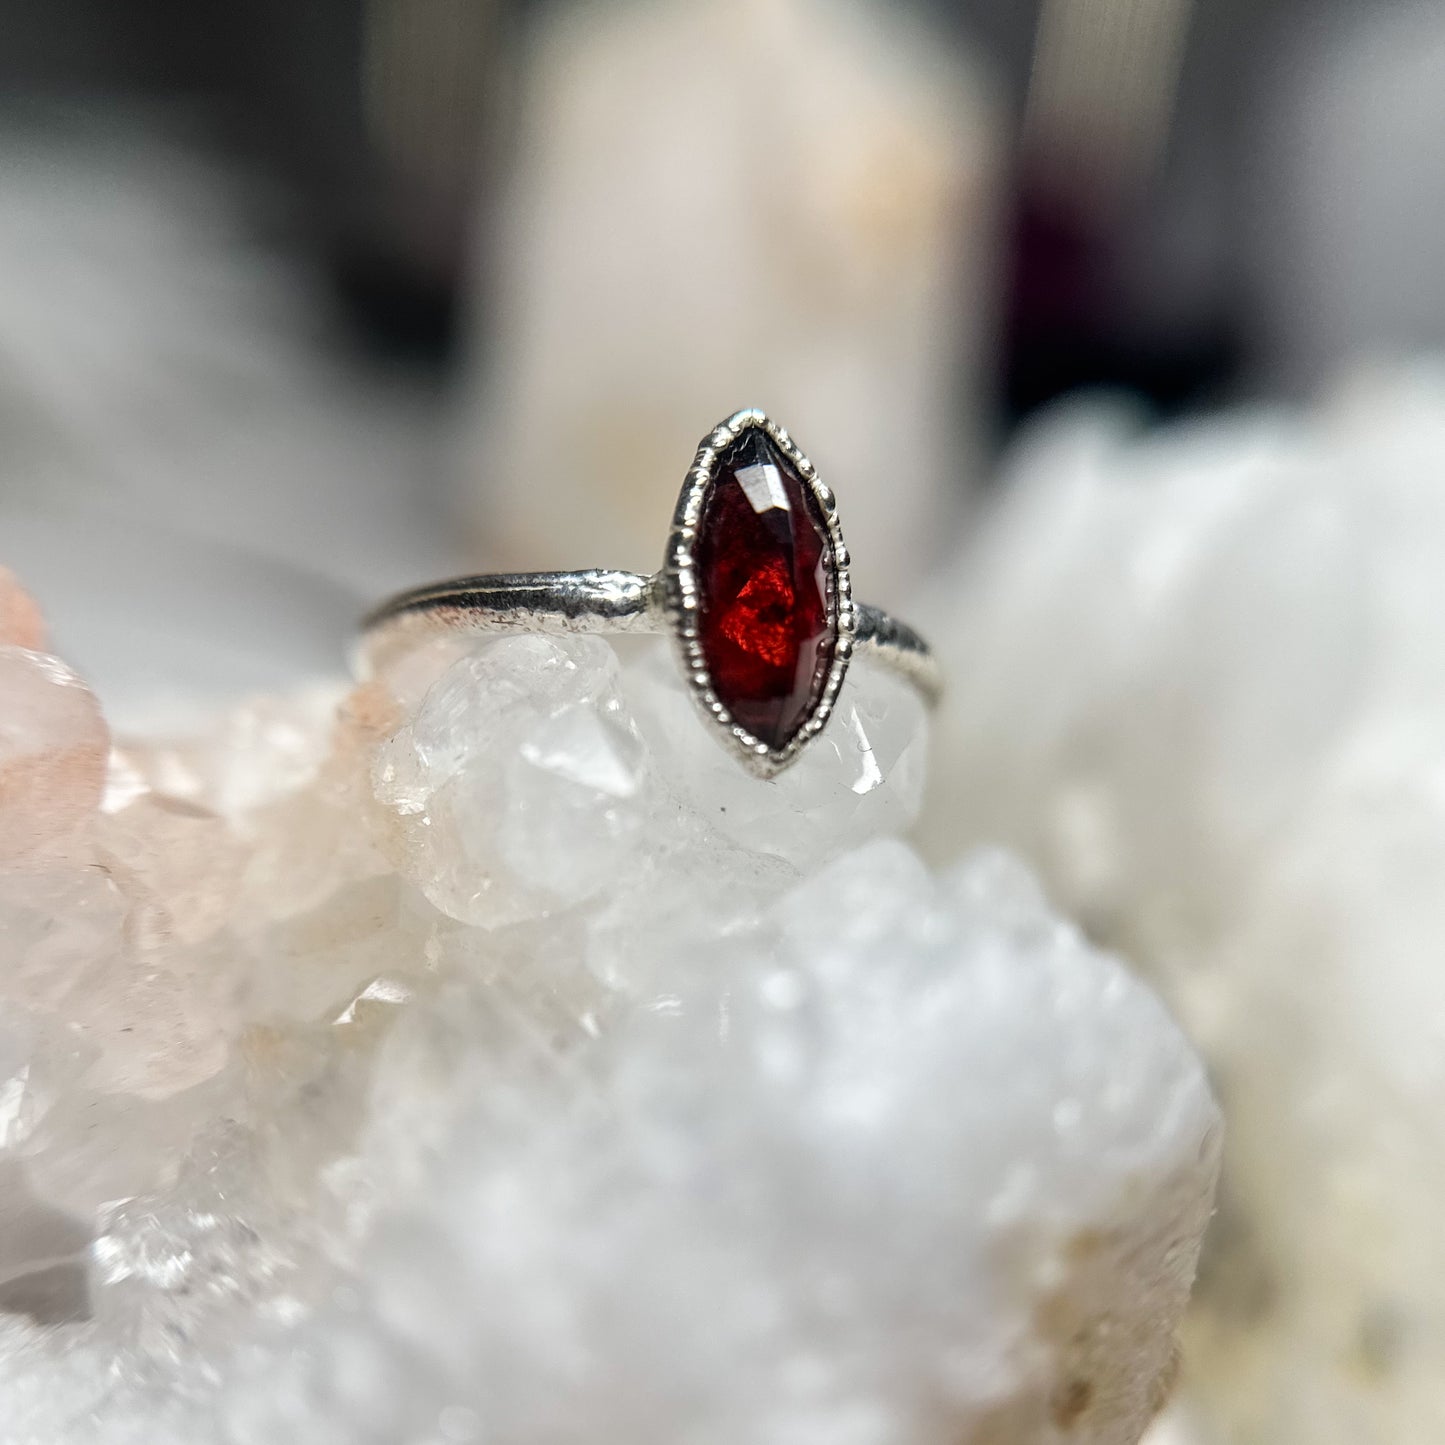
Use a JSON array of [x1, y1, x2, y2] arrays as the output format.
[[0, 570, 1218, 1444], [221, 843, 1217, 1445], [926, 369, 1445, 1445]]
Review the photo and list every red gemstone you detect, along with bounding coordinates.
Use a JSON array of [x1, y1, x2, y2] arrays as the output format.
[[694, 428, 834, 750]]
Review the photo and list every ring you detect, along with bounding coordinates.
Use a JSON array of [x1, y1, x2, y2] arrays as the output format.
[[356, 409, 939, 777]]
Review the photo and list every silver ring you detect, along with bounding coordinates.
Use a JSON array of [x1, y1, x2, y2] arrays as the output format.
[[356, 409, 939, 777]]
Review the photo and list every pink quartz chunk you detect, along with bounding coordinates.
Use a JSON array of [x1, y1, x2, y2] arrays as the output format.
[[0, 646, 109, 864], [0, 568, 47, 651]]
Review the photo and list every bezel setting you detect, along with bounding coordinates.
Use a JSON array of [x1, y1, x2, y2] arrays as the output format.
[[661, 409, 855, 779]]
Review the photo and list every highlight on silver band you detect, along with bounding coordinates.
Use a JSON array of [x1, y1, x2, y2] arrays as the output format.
[[357, 573, 938, 696], [356, 411, 939, 777]]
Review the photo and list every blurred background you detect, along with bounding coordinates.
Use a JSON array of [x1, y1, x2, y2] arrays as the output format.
[[6, 0, 1444, 723]]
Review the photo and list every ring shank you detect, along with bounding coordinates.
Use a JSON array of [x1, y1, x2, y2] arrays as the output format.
[[356, 569, 940, 703]]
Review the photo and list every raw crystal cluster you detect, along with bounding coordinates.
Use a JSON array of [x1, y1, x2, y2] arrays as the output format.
[[926, 372, 1445, 1445], [0, 570, 1218, 1444]]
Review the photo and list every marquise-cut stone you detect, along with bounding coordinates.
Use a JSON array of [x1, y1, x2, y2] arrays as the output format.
[[694, 428, 834, 750]]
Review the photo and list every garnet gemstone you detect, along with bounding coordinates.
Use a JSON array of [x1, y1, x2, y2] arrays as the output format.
[[693, 428, 834, 750]]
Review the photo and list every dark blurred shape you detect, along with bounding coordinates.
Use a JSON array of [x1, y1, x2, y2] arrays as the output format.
[[328, 239, 463, 361], [993, 0, 1241, 421], [0, 0, 1436, 426], [1000, 173, 1241, 421], [0, 1161, 91, 1327], [352, 0, 507, 361], [0, 0, 502, 366], [0, 1260, 90, 1327]]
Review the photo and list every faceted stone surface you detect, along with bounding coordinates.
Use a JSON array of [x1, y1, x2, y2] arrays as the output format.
[[695, 428, 833, 749]]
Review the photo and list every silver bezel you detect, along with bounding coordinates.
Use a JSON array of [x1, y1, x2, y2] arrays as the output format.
[[661, 408, 855, 779]]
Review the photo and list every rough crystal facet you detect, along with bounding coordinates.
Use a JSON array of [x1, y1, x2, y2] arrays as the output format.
[[0, 646, 109, 864], [0, 565, 1218, 1445], [694, 428, 833, 749]]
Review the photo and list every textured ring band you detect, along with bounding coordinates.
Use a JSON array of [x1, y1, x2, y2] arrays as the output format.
[[355, 410, 939, 777]]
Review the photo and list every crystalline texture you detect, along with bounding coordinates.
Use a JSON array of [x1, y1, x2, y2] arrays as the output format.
[[926, 376, 1445, 1445], [0, 590, 1218, 1445], [0, 647, 108, 864], [372, 635, 653, 927], [219, 843, 1219, 1445]]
